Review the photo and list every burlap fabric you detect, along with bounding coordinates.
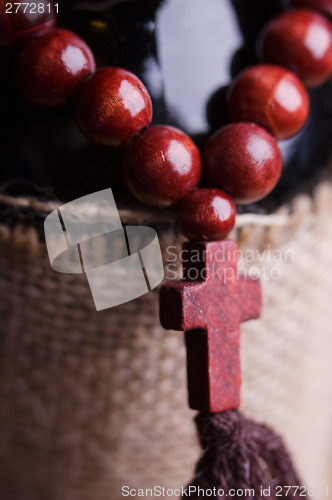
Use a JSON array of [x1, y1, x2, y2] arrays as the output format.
[[0, 175, 332, 499]]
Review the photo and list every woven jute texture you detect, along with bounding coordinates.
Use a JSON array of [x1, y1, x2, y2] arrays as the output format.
[[0, 178, 332, 500]]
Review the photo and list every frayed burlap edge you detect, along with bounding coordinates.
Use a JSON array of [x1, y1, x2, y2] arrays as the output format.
[[1, 178, 331, 252]]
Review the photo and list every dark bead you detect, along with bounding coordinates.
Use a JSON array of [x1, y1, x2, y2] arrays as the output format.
[[0, 0, 56, 47], [15, 29, 95, 106], [175, 188, 236, 241], [230, 45, 257, 78], [289, 0, 332, 21], [227, 64, 310, 140], [74, 67, 152, 148], [258, 9, 332, 88], [203, 122, 283, 205], [124, 125, 201, 208], [206, 86, 230, 131]]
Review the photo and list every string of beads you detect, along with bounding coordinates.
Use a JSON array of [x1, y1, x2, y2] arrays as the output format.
[[2, 0, 332, 240]]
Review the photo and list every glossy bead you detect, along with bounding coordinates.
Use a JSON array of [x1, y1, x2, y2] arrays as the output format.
[[123, 125, 201, 208], [227, 64, 310, 140], [289, 0, 332, 21], [15, 29, 95, 106], [258, 9, 332, 88], [203, 122, 283, 205], [0, 0, 56, 47], [175, 188, 236, 241], [74, 67, 152, 148]]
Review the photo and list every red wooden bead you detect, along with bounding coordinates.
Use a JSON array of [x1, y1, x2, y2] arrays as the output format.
[[203, 122, 283, 205], [290, 0, 332, 21], [160, 240, 262, 413], [15, 29, 95, 106], [74, 67, 152, 148], [175, 188, 236, 241], [0, 0, 56, 47], [123, 125, 201, 208], [258, 9, 332, 88], [227, 64, 310, 140]]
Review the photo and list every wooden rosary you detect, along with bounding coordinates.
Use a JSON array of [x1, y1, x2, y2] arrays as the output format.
[[2, 0, 332, 497]]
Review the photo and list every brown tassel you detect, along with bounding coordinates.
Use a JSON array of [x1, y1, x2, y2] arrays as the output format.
[[183, 411, 306, 499]]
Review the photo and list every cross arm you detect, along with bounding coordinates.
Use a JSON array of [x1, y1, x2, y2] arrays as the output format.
[[238, 276, 262, 323], [159, 280, 205, 331]]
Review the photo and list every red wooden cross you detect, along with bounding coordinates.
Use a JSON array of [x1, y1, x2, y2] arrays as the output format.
[[159, 240, 262, 413]]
